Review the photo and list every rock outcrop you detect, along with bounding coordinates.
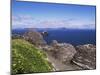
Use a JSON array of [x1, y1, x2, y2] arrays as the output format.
[[23, 30, 47, 46], [12, 28, 96, 71], [41, 31, 48, 37], [42, 40, 77, 64], [72, 44, 96, 69]]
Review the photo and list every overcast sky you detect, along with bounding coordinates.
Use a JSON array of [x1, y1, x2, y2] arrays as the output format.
[[12, 0, 96, 29]]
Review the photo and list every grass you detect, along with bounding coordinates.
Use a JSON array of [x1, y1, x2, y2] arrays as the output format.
[[12, 39, 53, 74]]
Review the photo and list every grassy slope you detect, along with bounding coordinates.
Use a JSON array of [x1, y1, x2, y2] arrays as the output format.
[[12, 39, 53, 74]]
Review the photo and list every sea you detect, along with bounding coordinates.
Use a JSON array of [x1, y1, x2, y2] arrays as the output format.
[[12, 28, 96, 46]]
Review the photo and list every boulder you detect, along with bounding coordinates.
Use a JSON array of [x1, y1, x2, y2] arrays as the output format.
[[49, 40, 77, 64], [72, 44, 96, 69], [23, 30, 47, 46]]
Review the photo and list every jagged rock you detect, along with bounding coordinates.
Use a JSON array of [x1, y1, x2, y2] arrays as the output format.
[[23, 30, 47, 46], [41, 31, 48, 37], [72, 44, 96, 69], [45, 40, 77, 64]]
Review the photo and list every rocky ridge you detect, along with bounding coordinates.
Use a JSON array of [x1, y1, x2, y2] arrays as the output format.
[[21, 30, 96, 71]]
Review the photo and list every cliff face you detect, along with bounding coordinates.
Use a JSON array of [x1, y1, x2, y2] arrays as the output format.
[[72, 44, 96, 69]]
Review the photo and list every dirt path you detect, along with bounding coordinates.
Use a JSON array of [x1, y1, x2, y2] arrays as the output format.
[[46, 51, 82, 71]]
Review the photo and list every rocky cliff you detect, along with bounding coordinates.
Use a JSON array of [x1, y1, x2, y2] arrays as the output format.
[[21, 30, 96, 70], [72, 44, 96, 69], [41, 40, 96, 70]]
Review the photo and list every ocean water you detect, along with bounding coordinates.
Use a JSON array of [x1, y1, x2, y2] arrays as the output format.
[[12, 28, 96, 46], [43, 29, 96, 46]]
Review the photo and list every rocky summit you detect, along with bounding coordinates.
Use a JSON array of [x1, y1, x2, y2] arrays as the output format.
[[72, 44, 96, 69]]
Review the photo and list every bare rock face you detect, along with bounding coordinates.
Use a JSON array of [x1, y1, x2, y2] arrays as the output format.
[[72, 44, 96, 69], [23, 30, 46, 46], [49, 40, 77, 64]]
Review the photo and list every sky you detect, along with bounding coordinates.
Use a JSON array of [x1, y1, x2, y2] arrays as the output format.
[[12, 0, 96, 29]]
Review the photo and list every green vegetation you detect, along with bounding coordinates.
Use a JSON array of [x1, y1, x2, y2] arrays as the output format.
[[12, 39, 53, 74]]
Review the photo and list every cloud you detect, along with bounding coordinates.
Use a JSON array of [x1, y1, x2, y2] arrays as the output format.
[[12, 15, 36, 28], [12, 15, 95, 29]]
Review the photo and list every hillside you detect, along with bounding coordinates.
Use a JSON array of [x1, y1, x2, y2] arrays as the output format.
[[12, 39, 53, 74]]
